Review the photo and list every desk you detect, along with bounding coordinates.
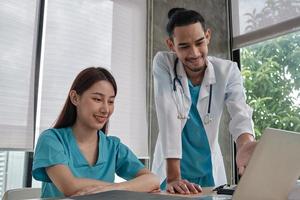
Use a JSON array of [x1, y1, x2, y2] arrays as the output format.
[[65, 189, 231, 200], [29, 188, 232, 200], [29, 183, 300, 200]]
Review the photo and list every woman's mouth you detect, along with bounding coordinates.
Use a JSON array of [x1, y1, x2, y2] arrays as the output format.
[[94, 115, 107, 123]]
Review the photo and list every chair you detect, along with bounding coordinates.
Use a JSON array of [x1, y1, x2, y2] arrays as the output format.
[[2, 188, 41, 200]]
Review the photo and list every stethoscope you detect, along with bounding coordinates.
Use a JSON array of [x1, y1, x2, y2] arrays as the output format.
[[173, 58, 213, 125]]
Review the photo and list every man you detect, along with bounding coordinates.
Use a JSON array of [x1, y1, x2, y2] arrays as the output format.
[[152, 8, 257, 195]]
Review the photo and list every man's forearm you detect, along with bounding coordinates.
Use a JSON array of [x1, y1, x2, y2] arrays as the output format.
[[236, 133, 255, 150], [166, 158, 181, 182]]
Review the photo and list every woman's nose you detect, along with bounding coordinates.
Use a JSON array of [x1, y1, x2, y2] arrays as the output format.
[[100, 101, 109, 114]]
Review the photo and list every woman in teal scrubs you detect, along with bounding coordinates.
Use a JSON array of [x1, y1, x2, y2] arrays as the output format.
[[32, 67, 159, 198]]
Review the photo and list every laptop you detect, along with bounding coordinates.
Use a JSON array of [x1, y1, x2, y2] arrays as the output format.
[[232, 128, 300, 200]]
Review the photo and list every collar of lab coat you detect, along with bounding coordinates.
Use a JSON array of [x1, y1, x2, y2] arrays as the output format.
[[199, 57, 216, 101], [176, 57, 216, 102]]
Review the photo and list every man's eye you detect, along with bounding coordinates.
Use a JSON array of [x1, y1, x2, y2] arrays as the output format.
[[196, 40, 205, 45], [93, 98, 101, 102]]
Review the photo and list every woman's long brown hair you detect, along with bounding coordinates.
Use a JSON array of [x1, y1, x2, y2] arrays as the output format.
[[53, 67, 117, 134]]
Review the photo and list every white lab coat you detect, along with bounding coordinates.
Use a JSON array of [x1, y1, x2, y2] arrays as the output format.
[[151, 51, 254, 186]]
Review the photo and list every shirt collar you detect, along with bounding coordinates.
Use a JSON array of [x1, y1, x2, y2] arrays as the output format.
[[69, 128, 107, 167]]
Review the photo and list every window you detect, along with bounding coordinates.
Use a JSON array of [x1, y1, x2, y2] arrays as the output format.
[[231, 0, 300, 138], [232, 0, 300, 36], [241, 31, 300, 138], [0, 152, 8, 196], [0, 0, 147, 196], [231, 0, 300, 49], [0, 0, 37, 150], [37, 0, 148, 157]]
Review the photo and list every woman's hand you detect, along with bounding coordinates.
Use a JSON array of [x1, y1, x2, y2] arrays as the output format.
[[167, 179, 202, 194]]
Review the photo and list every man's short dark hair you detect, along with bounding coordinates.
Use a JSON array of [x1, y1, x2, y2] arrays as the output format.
[[166, 8, 206, 37]]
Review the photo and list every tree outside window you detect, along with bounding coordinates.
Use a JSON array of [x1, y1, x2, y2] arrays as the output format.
[[241, 0, 300, 138]]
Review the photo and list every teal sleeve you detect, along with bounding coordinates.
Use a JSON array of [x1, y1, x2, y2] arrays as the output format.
[[32, 130, 68, 182], [115, 141, 145, 180]]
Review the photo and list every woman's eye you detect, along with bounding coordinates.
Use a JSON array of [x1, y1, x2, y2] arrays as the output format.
[[93, 98, 101, 102]]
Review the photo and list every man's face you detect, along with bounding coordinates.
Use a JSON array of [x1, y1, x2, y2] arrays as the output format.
[[167, 22, 211, 73]]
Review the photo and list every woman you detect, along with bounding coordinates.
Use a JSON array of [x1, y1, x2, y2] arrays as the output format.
[[32, 67, 159, 198]]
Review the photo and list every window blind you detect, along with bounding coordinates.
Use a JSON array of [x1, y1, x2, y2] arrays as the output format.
[[37, 0, 148, 157], [231, 0, 300, 49], [0, 1, 37, 150], [109, 0, 148, 158]]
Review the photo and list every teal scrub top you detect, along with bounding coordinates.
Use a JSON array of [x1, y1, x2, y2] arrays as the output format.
[[32, 127, 144, 198], [180, 80, 214, 186]]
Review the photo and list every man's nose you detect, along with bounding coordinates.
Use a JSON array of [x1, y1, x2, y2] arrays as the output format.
[[190, 46, 200, 57]]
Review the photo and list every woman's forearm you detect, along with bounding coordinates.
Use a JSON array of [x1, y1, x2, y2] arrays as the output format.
[[69, 169, 160, 196], [46, 165, 111, 197], [62, 177, 112, 196], [102, 173, 160, 193]]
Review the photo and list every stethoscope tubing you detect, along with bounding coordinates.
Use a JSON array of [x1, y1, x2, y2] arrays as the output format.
[[173, 57, 212, 121]]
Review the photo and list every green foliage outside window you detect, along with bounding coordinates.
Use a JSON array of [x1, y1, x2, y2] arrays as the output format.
[[241, 32, 300, 138], [240, 0, 300, 138]]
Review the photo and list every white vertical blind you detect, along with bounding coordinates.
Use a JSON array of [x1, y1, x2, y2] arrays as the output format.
[[37, 0, 113, 134], [231, 0, 300, 49], [109, 0, 148, 158], [0, 1, 37, 150], [0, 152, 8, 196], [37, 0, 148, 157]]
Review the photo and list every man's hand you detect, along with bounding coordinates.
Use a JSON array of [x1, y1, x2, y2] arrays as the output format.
[[167, 179, 202, 194], [236, 140, 257, 175]]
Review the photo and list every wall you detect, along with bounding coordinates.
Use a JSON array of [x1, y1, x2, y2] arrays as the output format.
[[147, 0, 234, 184]]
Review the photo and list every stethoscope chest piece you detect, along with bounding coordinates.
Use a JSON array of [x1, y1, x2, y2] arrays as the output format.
[[204, 113, 213, 125]]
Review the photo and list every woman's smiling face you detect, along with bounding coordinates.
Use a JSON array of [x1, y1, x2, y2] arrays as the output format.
[[71, 80, 115, 131]]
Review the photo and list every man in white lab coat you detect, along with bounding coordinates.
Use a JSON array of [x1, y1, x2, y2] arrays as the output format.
[[152, 8, 257, 195]]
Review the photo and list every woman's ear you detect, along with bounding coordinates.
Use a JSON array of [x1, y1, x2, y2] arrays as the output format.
[[69, 90, 79, 106]]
